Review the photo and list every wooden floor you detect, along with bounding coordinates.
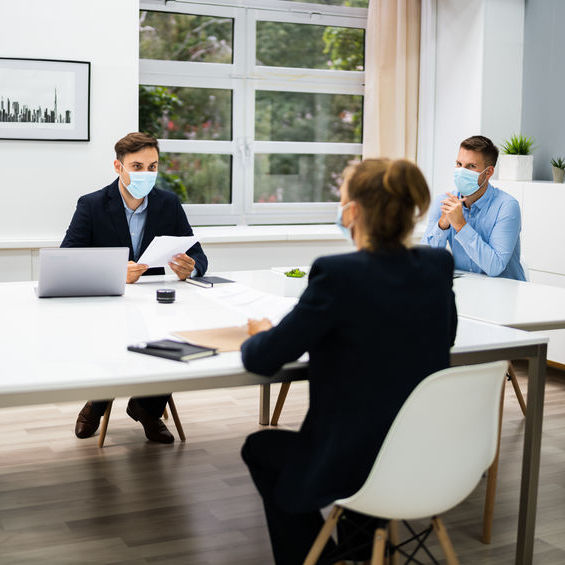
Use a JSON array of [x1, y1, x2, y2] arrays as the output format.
[[0, 361, 564, 564]]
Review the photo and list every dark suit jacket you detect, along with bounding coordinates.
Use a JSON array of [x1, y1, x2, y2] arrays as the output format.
[[61, 179, 207, 277], [241, 246, 457, 513]]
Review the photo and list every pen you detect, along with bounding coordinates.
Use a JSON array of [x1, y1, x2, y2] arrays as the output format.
[[138, 342, 183, 351]]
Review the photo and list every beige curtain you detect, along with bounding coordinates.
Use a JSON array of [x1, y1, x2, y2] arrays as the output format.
[[363, 0, 421, 161]]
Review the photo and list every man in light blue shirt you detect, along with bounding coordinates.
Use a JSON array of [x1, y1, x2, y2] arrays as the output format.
[[422, 135, 526, 281], [120, 190, 148, 261]]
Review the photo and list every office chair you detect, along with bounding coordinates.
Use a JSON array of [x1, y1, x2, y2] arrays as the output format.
[[271, 363, 526, 426], [97, 395, 186, 448], [303, 361, 507, 565]]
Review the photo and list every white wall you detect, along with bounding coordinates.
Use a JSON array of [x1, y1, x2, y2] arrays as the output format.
[[429, 0, 524, 196], [521, 0, 565, 180], [481, 0, 524, 156], [0, 0, 139, 244], [432, 0, 485, 195]]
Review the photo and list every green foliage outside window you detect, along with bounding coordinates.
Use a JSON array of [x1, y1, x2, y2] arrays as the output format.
[[138, 8, 365, 205]]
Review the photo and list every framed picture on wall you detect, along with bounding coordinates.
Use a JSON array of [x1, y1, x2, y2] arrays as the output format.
[[0, 57, 90, 141]]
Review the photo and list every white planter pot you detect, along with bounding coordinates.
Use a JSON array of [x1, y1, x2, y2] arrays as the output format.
[[271, 267, 309, 298], [552, 166, 564, 183], [498, 154, 534, 181]]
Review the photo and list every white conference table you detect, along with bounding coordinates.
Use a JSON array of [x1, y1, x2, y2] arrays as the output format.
[[453, 273, 565, 565], [455, 272, 565, 331], [0, 271, 548, 565]]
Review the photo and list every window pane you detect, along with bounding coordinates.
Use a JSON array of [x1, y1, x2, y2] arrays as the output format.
[[139, 11, 233, 63], [254, 154, 359, 203], [284, 0, 368, 6], [160, 153, 232, 204], [256, 91, 362, 143], [139, 85, 232, 141], [256, 22, 364, 70]]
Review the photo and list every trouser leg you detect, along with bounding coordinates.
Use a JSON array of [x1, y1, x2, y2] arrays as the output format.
[[241, 429, 337, 565], [132, 394, 171, 418], [89, 400, 110, 417]]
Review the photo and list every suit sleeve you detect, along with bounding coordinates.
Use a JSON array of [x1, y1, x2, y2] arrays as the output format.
[[174, 199, 208, 276], [241, 260, 337, 376], [60, 196, 92, 247], [446, 254, 458, 347], [454, 198, 521, 276]]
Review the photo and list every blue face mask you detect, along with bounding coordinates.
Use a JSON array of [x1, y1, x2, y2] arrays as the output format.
[[453, 167, 488, 197], [336, 202, 354, 243], [121, 164, 157, 199]]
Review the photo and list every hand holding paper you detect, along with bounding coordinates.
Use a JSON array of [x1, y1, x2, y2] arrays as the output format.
[[138, 235, 198, 268], [169, 253, 196, 280]]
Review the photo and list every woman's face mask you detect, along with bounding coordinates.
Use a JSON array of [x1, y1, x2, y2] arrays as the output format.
[[120, 163, 157, 199], [453, 166, 488, 197], [336, 201, 354, 242]]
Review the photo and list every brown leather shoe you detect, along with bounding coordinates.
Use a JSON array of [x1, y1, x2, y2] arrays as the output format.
[[126, 399, 174, 444], [75, 401, 103, 438]]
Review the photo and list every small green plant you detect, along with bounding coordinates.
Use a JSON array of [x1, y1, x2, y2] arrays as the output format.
[[284, 268, 306, 278], [551, 157, 565, 170], [500, 134, 534, 155]]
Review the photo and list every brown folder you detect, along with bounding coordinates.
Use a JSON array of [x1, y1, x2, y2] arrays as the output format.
[[172, 326, 249, 353]]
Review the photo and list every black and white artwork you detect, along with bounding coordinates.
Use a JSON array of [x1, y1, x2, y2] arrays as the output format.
[[0, 58, 90, 141]]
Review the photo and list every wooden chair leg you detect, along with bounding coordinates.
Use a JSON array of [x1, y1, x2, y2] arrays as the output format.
[[482, 384, 505, 543], [304, 505, 343, 565], [163, 406, 169, 420], [270, 382, 291, 426], [508, 362, 527, 417], [97, 400, 114, 448], [432, 517, 459, 565], [388, 520, 399, 565], [370, 527, 388, 565], [167, 396, 186, 442]]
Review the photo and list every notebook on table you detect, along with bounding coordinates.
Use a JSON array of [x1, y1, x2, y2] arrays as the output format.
[[127, 339, 217, 362]]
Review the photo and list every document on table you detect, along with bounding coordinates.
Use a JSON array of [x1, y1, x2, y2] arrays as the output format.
[[196, 283, 298, 325], [173, 326, 250, 352], [138, 236, 198, 268]]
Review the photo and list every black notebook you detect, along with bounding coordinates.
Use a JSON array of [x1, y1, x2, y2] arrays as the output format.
[[127, 339, 217, 362]]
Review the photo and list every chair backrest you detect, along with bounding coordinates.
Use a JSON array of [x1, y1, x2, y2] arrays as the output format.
[[336, 361, 507, 519]]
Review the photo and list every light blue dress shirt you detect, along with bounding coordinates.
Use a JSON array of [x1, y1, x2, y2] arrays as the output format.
[[422, 184, 526, 281], [120, 194, 148, 262]]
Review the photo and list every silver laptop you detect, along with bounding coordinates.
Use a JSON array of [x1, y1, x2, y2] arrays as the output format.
[[37, 248, 129, 297]]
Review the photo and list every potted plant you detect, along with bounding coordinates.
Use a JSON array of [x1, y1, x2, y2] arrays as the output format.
[[271, 267, 309, 297], [498, 134, 534, 181], [551, 157, 565, 183]]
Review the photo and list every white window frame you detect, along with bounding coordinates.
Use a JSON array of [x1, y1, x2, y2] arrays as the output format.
[[140, 0, 367, 225]]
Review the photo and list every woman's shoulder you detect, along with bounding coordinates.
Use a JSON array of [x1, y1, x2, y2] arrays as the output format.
[[310, 248, 453, 282], [409, 246, 454, 277], [310, 251, 365, 275], [412, 244, 453, 263]]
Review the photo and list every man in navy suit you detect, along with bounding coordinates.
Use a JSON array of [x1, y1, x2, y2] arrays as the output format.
[[62, 132, 207, 443]]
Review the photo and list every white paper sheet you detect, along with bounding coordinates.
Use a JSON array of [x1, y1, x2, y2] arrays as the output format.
[[198, 283, 298, 325], [138, 235, 198, 268]]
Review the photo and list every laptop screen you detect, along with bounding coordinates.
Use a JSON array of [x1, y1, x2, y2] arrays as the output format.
[[38, 247, 129, 297]]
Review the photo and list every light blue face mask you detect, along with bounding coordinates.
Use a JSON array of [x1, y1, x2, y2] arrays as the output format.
[[453, 167, 488, 197], [121, 164, 157, 199], [336, 202, 354, 243]]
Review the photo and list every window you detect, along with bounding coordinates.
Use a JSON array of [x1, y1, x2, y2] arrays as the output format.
[[139, 0, 366, 225]]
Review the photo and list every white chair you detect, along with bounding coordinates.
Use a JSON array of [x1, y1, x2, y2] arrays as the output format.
[[304, 361, 508, 565]]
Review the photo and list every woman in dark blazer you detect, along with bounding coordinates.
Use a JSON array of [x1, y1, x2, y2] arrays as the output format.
[[240, 158, 457, 565]]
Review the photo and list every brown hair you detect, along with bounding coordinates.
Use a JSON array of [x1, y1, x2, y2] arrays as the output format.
[[345, 158, 430, 251], [114, 132, 160, 161], [460, 135, 499, 167]]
